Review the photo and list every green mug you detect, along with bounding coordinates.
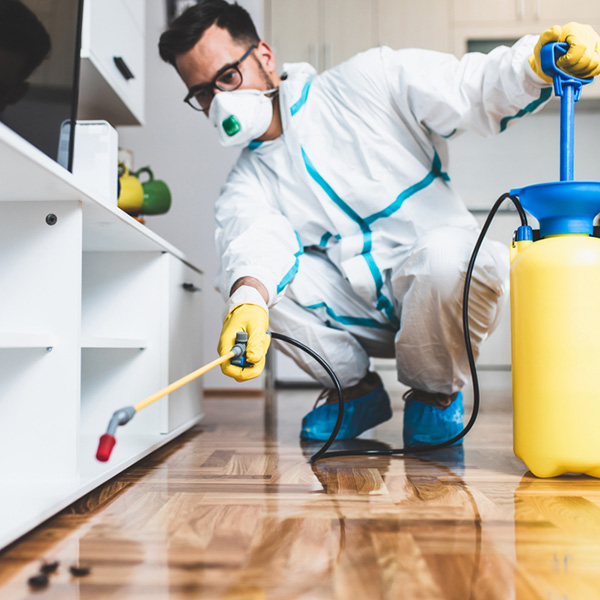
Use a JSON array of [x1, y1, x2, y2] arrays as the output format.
[[135, 167, 172, 215]]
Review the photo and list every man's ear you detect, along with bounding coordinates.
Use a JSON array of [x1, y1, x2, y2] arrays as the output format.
[[7, 80, 29, 105], [255, 40, 277, 75]]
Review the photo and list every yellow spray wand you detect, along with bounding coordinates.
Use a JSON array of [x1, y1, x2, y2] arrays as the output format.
[[96, 333, 248, 462]]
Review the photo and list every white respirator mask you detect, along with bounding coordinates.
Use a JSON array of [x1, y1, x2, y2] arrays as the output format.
[[209, 87, 278, 147]]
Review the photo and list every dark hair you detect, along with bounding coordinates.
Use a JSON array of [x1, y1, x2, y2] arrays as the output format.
[[159, 0, 260, 67], [0, 0, 51, 80]]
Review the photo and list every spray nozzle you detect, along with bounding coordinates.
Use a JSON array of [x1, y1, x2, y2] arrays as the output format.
[[96, 406, 136, 462], [230, 331, 254, 367]]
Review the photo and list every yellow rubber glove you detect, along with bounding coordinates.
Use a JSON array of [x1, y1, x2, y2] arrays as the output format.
[[218, 303, 271, 382], [530, 22, 600, 83]]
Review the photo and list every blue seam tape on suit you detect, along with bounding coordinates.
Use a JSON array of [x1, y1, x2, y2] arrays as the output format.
[[319, 231, 341, 247], [277, 232, 304, 294], [289, 79, 448, 329], [305, 302, 396, 331], [290, 80, 313, 116], [500, 87, 552, 132], [301, 147, 398, 325], [248, 140, 263, 150]]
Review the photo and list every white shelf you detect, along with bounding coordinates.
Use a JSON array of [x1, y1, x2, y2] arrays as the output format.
[[0, 122, 187, 259], [0, 333, 57, 349], [81, 336, 149, 349], [0, 119, 204, 550]]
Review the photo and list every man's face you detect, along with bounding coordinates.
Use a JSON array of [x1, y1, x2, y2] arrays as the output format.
[[175, 25, 278, 116]]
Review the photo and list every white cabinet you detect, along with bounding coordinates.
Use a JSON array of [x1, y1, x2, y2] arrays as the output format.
[[536, 1, 600, 23], [0, 122, 203, 549], [268, 0, 319, 68], [453, 0, 600, 27], [452, 0, 600, 98], [321, 0, 376, 69], [78, 0, 146, 125], [454, 0, 530, 24], [453, 0, 600, 50], [377, 0, 452, 53], [267, 0, 452, 72], [268, 0, 376, 71], [268, 1, 600, 98]]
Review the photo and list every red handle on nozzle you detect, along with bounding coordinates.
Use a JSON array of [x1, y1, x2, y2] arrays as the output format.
[[96, 434, 116, 462]]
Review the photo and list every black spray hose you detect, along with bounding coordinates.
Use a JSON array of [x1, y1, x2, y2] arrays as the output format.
[[278, 192, 527, 464], [270, 332, 345, 462]]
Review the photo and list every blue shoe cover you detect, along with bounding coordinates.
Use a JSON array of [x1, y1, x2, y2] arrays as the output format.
[[300, 385, 392, 441], [403, 391, 464, 447]]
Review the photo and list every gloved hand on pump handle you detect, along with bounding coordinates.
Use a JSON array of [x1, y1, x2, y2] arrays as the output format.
[[530, 22, 600, 82], [217, 284, 271, 382]]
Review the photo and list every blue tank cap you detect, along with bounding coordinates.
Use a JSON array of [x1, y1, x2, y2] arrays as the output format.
[[515, 225, 533, 241], [510, 181, 600, 237]]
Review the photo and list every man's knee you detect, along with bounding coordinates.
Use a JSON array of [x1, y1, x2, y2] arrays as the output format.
[[412, 227, 508, 297]]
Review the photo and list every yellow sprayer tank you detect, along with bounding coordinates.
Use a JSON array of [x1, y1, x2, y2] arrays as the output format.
[[508, 42, 600, 477], [510, 227, 600, 477]]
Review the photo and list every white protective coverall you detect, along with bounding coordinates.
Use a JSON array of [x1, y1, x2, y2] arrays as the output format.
[[215, 36, 551, 394]]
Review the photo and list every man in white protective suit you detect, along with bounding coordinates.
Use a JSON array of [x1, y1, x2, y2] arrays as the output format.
[[159, 1, 600, 445]]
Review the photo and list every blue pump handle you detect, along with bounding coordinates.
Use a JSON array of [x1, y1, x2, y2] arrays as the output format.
[[540, 42, 593, 181], [540, 42, 593, 99]]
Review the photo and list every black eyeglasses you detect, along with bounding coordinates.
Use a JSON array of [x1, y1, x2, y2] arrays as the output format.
[[184, 44, 258, 113]]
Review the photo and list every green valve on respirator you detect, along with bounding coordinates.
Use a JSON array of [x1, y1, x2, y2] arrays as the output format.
[[222, 115, 241, 137]]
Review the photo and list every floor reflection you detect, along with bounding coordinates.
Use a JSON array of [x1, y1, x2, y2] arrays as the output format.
[[8, 393, 600, 599], [514, 473, 600, 599]]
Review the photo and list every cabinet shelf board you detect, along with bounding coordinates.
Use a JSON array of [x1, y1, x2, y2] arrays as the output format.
[[0, 333, 57, 349], [0, 123, 186, 259], [81, 337, 149, 349]]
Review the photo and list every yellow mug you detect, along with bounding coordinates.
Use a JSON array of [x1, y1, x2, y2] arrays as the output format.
[[117, 163, 144, 215]]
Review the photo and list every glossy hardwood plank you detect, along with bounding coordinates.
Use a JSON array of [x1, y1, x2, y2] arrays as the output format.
[[2, 388, 600, 599]]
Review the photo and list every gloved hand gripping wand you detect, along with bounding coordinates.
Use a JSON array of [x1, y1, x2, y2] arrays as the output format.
[[96, 333, 250, 462]]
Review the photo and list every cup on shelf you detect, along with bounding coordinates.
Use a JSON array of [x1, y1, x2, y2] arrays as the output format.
[[117, 163, 144, 215], [135, 167, 172, 215]]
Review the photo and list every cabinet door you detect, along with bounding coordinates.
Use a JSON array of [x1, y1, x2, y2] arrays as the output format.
[[269, 0, 375, 72], [0, 201, 82, 482], [269, 0, 320, 69], [79, 0, 145, 125], [453, 0, 520, 24], [161, 255, 203, 433], [377, 0, 451, 53], [538, 0, 600, 23], [322, 0, 375, 69]]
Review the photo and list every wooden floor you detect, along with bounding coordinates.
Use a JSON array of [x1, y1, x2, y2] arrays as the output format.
[[2, 387, 600, 599]]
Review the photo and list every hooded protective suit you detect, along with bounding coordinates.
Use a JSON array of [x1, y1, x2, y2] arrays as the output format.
[[215, 36, 551, 393]]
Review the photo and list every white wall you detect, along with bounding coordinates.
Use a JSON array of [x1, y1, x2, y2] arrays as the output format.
[[450, 105, 600, 209], [118, 0, 266, 389]]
